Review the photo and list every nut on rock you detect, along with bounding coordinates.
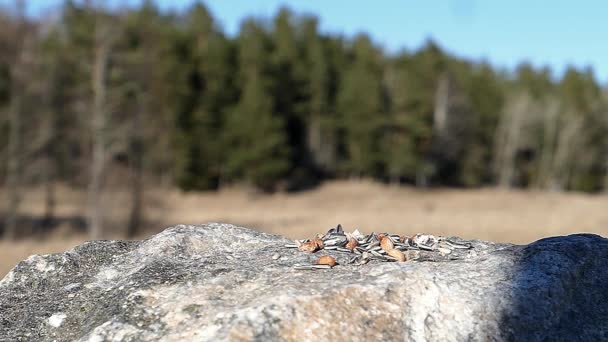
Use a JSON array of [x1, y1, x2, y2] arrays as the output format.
[[315, 255, 337, 267], [380, 235, 395, 252], [298, 238, 324, 253], [387, 248, 407, 262], [345, 237, 359, 251]]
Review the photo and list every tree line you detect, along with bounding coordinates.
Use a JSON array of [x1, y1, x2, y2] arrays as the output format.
[[1, 1, 608, 239]]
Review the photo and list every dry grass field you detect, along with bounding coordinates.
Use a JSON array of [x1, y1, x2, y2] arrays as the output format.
[[2, 180, 608, 277]]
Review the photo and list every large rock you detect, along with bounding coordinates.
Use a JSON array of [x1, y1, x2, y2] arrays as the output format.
[[0, 223, 607, 341]]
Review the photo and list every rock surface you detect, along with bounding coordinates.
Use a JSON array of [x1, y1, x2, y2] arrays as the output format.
[[1, 223, 607, 341]]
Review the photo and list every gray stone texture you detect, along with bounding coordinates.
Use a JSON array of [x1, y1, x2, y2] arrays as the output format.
[[0, 223, 606, 341]]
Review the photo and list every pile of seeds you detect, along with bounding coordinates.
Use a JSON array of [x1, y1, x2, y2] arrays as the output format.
[[285, 224, 473, 270]]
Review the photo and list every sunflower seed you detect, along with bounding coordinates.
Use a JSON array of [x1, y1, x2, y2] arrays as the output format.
[[437, 247, 452, 255], [324, 237, 347, 246], [359, 258, 370, 265], [444, 240, 472, 249], [365, 241, 380, 250], [311, 264, 332, 270], [293, 264, 332, 270], [370, 255, 389, 261], [326, 224, 343, 235], [417, 244, 435, 251], [370, 250, 384, 257], [285, 225, 474, 268], [293, 265, 314, 270]]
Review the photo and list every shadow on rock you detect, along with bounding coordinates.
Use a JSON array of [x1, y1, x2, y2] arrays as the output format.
[[499, 234, 608, 341]]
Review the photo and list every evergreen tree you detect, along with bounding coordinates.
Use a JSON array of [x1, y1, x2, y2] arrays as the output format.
[[1, 0, 607, 209], [385, 41, 445, 186], [270, 8, 314, 188], [301, 17, 335, 174], [383, 53, 429, 184], [460, 63, 504, 185], [224, 19, 289, 191], [58, 0, 98, 184], [173, 3, 234, 190], [337, 34, 386, 178], [122, 0, 177, 185]]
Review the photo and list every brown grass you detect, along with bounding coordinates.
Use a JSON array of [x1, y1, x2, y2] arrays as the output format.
[[2, 180, 608, 277]]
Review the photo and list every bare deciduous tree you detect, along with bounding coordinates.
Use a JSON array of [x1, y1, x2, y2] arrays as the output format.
[[548, 114, 584, 191], [87, 10, 116, 240], [127, 93, 144, 238], [433, 73, 449, 136], [535, 98, 560, 189], [4, 0, 29, 240], [494, 92, 530, 188]]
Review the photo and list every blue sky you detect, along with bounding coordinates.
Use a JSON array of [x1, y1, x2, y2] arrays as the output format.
[[11, 0, 608, 83]]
